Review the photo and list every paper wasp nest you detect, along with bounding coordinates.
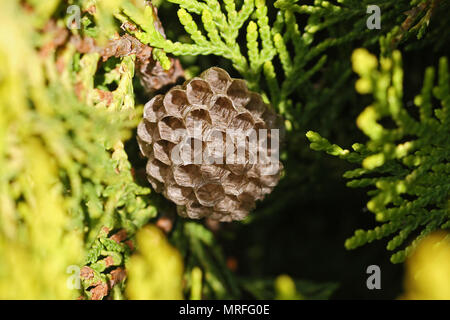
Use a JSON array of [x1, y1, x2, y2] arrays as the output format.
[[137, 67, 283, 221]]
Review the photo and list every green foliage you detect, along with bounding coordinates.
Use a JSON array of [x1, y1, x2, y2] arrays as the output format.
[[307, 49, 449, 263], [0, 0, 156, 299], [274, 275, 304, 300], [121, 0, 419, 128], [1, 0, 448, 300], [171, 220, 241, 299], [240, 276, 338, 300], [126, 225, 184, 299]]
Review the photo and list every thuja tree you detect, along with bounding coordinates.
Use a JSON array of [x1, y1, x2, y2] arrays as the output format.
[[307, 49, 449, 263], [0, 0, 448, 299]]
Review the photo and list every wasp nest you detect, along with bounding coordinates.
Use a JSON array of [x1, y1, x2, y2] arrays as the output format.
[[137, 67, 283, 221]]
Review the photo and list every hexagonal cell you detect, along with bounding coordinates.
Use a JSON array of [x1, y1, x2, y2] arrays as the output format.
[[254, 121, 267, 132], [163, 168, 177, 186], [186, 78, 213, 106], [146, 175, 164, 193], [137, 138, 152, 158], [214, 194, 240, 212], [236, 192, 257, 211], [164, 184, 193, 206], [200, 164, 229, 183], [153, 140, 175, 165], [194, 182, 225, 207], [230, 112, 255, 132], [259, 170, 281, 188], [137, 120, 153, 145], [227, 79, 250, 109], [137, 121, 156, 157], [242, 178, 263, 201], [146, 156, 169, 183], [214, 195, 250, 221], [222, 173, 247, 196], [261, 185, 272, 196], [157, 116, 186, 144], [184, 107, 212, 138], [200, 67, 232, 93], [163, 87, 188, 116], [246, 165, 259, 179], [209, 95, 237, 128], [245, 92, 266, 119], [185, 200, 213, 219], [144, 94, 165, 122], [172, 164, 202, 188]]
